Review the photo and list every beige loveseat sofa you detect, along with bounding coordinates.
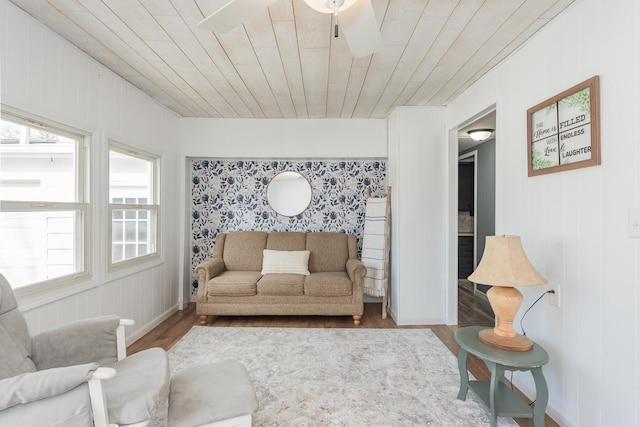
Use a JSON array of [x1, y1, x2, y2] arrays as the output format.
[[195, 231, 366, 325]]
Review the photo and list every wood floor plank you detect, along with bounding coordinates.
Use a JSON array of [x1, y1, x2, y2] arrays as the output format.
[[128, 302, 559, 427]]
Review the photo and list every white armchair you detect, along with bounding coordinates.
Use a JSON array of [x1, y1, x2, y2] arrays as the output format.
[[0, 274, 169, 427]]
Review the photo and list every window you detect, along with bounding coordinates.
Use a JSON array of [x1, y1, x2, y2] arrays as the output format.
[[0, 112, 89, 289], [108, 143, 159, 268]]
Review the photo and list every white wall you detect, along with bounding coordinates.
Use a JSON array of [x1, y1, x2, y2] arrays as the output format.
[[180, 118, 387, 158], [387, 106, 447, 324], [447, 0, 639, 425], [0, 1, 181, 342]]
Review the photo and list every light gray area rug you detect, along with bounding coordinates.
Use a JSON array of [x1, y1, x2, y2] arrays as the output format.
[[168, 327, 517, 426]]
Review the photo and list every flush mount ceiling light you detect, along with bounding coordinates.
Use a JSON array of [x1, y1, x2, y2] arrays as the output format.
[[467, 129, 494, 142]]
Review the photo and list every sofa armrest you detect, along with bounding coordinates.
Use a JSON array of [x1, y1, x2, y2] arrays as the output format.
[[31, 315, 121, 370], [346, 258, 366, 303], [346, 258, 366, 283], [0, 362, 99, 411], [195, 258, 225, 302]]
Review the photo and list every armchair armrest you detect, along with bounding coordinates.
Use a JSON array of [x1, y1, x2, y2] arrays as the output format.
[[31, 315, 121, 370], [116, 319, 135, 361], [0, 362, 99, 411], [88, 367, 116, 427]]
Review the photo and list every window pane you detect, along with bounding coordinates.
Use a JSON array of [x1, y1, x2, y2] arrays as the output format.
[[109, 150, 153, 202], [138, 244, 148, 256], [138, 220, 148, 241], [112, 244, 123, 263], [0, 211, 81, 288], [124, 244, 137, 259], [124, 220, 136, 242], [108, 143, 158, 267], [111, 209, 156, 263], [0, 119, 77, 202], [112, 218, 123, 241]]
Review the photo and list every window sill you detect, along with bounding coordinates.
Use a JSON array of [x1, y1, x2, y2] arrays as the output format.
[[15, 258, 165, 312], [105, 256, 164, 284]]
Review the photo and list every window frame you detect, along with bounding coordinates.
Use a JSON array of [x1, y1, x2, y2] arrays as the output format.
[[107, 140, 161, 271], [0, 109, 91, 296]]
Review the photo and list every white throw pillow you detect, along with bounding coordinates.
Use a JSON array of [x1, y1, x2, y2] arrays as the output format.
[[261, 249, 311, 275]]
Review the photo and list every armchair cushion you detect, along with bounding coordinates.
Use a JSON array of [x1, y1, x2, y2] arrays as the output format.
[[104, 347, 170, 425], [31, 315, 120, 370], [0, 274, 33, 364], [0, 381, 93, 427], [0, 362, 98, 411], [0, 323, 36, 380]]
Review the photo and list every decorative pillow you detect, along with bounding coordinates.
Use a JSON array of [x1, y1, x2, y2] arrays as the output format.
[[261, 250, 310, 275]]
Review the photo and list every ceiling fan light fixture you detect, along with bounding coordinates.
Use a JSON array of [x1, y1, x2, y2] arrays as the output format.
[[468, 129, 494, 142], [303, 0, 357, 13]]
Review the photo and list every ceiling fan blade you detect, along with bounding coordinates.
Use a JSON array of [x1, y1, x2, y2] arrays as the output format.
[[198, 0, 278, 33], [339, 0, 383, 58]]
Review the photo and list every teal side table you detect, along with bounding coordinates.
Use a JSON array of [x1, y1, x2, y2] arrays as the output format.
[[455, 326, 550, 427]]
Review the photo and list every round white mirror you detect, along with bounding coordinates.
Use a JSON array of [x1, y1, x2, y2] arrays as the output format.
[[267, 171, 312, 217]]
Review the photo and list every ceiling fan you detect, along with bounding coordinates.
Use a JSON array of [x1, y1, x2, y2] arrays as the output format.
[[198, 0, 383, 58]]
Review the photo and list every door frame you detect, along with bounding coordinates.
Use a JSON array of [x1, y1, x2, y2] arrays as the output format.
[[458, 150, 479, 282], [445, 105, 496, 325]]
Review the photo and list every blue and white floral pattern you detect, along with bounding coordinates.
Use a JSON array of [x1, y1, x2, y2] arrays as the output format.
[[190, 159, 386, 294]]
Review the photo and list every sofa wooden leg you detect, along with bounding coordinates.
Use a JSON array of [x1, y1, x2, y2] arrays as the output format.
[[198, 315, 208, 326], [352, 315, 362, 326]]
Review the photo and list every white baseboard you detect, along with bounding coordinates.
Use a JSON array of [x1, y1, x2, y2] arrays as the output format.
[[515, 380, 572, 427], [126, 304, 179, 346]]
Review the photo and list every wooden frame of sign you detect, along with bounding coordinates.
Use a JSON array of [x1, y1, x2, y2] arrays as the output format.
[[527, 76, 600, 177]]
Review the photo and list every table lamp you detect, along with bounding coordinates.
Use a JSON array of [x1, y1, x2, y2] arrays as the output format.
[[468, 235, 547, 351]]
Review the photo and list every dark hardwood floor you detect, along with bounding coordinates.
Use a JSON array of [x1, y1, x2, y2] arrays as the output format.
[[128, 303, 558, 427], [458, 280, 495, 326]]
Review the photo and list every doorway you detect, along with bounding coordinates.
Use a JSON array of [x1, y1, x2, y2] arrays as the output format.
[[454, 111, 496, 326]]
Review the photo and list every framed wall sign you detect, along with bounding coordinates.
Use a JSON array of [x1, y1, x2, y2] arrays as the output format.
[[527, 76, 600, 176]]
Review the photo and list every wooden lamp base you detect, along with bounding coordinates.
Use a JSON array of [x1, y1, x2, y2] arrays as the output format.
[[479, 328, 533, 351], [480, 286, 533, 352]]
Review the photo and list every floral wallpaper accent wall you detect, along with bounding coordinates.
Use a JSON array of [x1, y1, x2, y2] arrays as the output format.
[[190, 159, 387, 294]]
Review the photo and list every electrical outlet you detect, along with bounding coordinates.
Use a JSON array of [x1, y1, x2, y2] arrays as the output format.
[[548, 283, 560, 308], [629, 208, 640, 238]]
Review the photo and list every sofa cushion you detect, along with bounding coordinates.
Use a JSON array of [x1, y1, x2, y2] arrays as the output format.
[[261, 249, 310, 275], [266, 232, 306, 251], [306, 232, 349, 273], [222, 231, 268, 271], [304, 272, 353, 297], [257, 274, 305, 296], [208, 272, 261, 296]]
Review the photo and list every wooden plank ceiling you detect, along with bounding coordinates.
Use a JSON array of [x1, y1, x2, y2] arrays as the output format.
[[9, 0, 575, 118]]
